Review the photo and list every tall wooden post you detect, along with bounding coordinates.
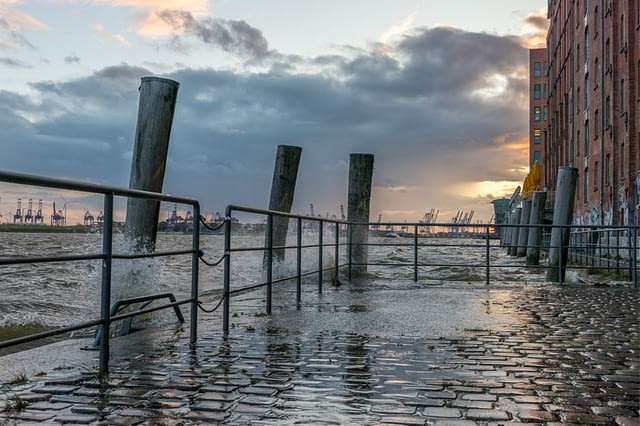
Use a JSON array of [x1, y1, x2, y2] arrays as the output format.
[[516, 200, 532, 257], [347, 153, 374, 276], [125, 77, 179, 252], [508, 208, 522, 256], [546, 167, 578, 283], [266, 145, 302, 263], [526, 191, 547, 265]]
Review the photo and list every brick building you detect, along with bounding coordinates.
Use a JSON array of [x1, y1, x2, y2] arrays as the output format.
[[534, 0, 638, 226]]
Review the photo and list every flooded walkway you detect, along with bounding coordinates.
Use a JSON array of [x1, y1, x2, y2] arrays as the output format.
[[1, 280, 638, 425]]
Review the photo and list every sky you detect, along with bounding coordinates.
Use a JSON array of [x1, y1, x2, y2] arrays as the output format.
[[0, 0, 548, 225]]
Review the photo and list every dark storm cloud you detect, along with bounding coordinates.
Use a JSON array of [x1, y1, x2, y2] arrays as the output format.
[[157, 10, 270, 59], [524, 13, 549, 32], [0, 26, 531, 218]]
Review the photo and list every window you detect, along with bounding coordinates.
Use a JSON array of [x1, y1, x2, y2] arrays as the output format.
[[577, 87, 581, 112], [605, 96, 611, 127], [534, 151, 541, 164], [594, 161, 598, 191], [620, 15, 625, 49], [534, 62, 542, 77], [533, 84, 541, 99], [620, 79, 625, 112], [576, 45, 581, 71], [594, 57, 599, 82], [534, 106, 541, 121], [621, 143, 625, 179], [543, 83, 548, 99], [594, 109, 599, 136], [606, 39, 611, 71], [543, 105, 548, 121], [605, 153, 611, 185], [584, 120, 590, 154], [583, 168, 589, 201], [543, 61, 548, 76], [577, 130, 581, 156], [534, 129, 542, 144]]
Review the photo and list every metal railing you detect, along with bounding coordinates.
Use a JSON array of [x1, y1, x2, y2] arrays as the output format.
[[222, 205, 349, 334], [0, 170, 201, 375]]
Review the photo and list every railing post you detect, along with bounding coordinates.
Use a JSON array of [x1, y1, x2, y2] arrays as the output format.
[[223, 206, 232, 334], [632, 226, 638, 288], [334, 221, 340, 284], [190, 203, 199, 345], [413, 225, 418, 282], [266, 214, 273, 315], [348, 224, 353, 281], [318, 220, 323, 293], [558, 227, 564, 285], [99, 192, 114, 376], [297, 217, 302, 307], [486, 225, 490, 285]]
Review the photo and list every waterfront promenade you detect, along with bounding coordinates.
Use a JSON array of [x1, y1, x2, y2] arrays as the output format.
[[0, 278, 638, 425]]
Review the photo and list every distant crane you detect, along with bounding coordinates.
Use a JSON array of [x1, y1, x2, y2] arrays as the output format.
[[51, 202, 65, 226], [309, 203, 315, 217], [13, 198, 23, 223], [34, 199, 44, 223], [83, 210, 95, 226], [340, 205, 345, 221], [24, 199, 34, 223]]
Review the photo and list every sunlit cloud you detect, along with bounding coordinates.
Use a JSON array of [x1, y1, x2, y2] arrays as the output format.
[[88, 0, 209, 36], [93, 22, 130, 47], [521, 7, 548, 48], [0, 0, 48, 50], [379, 5, 421, 45]]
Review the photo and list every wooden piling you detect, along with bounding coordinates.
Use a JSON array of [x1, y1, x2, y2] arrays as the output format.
[[266, 145, 302, 263], [526, 191, 547, 265], [508, 207, 521, 256], [347, 153, 374, 275], [125, 76, 179, 252], [546, 167, 578, 283], [516, 200, 532, 257]]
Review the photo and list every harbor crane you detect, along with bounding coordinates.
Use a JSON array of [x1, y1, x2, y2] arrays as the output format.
[[24, 199, 34, 223], [34, 199, 44, 223], [13, 198, 23, 223]]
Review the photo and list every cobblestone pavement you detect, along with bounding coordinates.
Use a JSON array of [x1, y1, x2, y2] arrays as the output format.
[[0, 282, 638, 425]]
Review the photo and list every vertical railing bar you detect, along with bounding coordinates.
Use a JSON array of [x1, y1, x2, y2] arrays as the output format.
[[99, 192, 114, 376], [485, 225, 490, 286], [266, 213, 273, 315], [559, 224, 564, 285], [616, 229, 620, 275], [334, 221, 340, 284], [413, 225, 418, 282], [348, 223, 352, 281], [297, 217, 302, 307], [633, 226, 638, 288], [223, 206, 232, 334], [318, 220, 323, 293], [190, 203, 200, 345]]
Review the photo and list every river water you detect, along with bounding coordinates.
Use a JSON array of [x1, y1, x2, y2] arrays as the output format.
[[0, 230, 545, 343]]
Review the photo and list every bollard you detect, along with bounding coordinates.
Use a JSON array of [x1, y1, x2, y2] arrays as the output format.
[[508, 208, 522, 256], [347, 153, 374, 276], [526, 191, 547, 265], [516, 200, 532, 257], [125, 76, 179, 252], [546, 167, 578, 283], [266, 145, 302, 264]]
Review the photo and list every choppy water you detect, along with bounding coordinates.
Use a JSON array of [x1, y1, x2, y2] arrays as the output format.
[[0, 230, 544, 342]]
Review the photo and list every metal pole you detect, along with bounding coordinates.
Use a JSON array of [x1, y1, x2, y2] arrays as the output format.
[[318, 220, 323, 293], [266, 214, 273, 315], [413, 225, 418, 282], [486, 225, 490, 285], [190, 203, 200, 345], [348, 224, 353, 281], [297, 217, 302, 307], [99, 193, 114, 376], [334, 221, 340, 284], [223, 207, 232, 334], [558, 227, 564, 285], [632, 227, 638, 287], [547, 167, 578, 283]]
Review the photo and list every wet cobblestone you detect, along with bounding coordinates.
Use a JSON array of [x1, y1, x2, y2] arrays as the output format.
[[0, 282, 638, 425]]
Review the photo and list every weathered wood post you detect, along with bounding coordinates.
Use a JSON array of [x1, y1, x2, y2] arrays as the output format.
[[347, 153, 374, 276], [125, 76, 179, 252], [546, 167, 578, 283], [516, 200, 532, 257], [500, 211, 511, 247], [508, 208, 522, 256], [266, 145, 302, 263], [526, 191, 547, 265]]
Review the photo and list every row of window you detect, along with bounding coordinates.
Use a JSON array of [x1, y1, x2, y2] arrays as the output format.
[[532, 83, 548, 100], [533, 106, 548, 122]]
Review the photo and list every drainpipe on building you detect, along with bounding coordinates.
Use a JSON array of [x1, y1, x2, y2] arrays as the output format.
[[599, 0, 605, 226]]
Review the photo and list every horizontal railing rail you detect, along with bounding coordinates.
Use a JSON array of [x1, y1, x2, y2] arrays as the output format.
[[0, 170, 201, 375]]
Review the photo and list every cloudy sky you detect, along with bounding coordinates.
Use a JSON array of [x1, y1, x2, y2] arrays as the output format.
[[0, 0, 547, 225]]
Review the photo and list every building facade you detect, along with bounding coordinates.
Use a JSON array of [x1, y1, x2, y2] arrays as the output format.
[[530, 48, 549, 169], [538, 0, 638, 226]]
